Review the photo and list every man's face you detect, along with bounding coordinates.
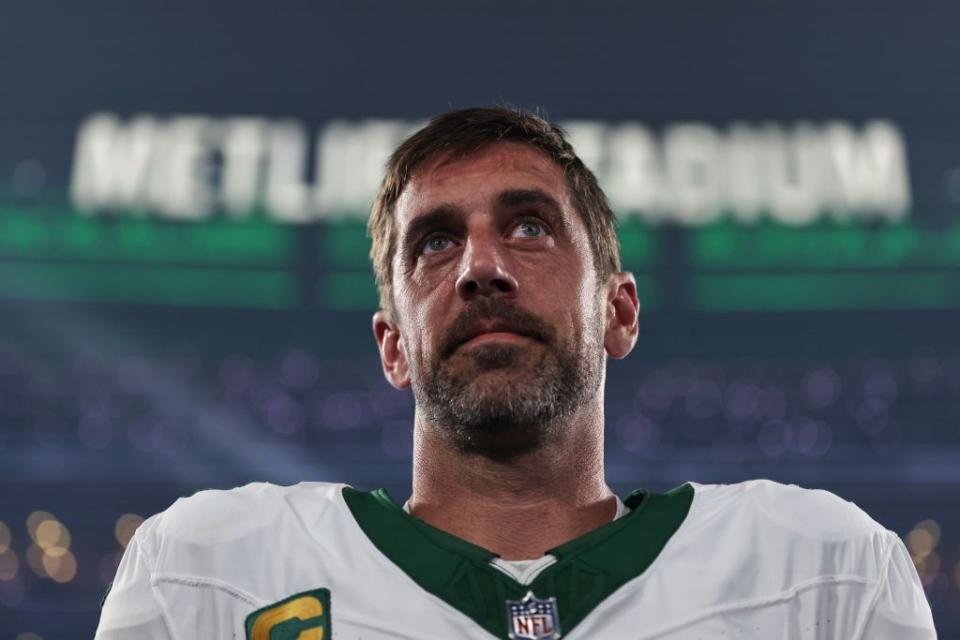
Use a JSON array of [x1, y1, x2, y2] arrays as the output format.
[[383, 142, 608, 456]]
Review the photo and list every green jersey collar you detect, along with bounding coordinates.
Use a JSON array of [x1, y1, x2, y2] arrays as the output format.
[[342, 483, 694, 639]]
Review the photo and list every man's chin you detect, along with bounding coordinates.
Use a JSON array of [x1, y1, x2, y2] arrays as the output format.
[[457, 371, 528, 399]]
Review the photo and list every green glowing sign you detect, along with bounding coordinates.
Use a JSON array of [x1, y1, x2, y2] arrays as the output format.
[[0, 208, 294, 264], [0, 207, 956, 312], [688, 220, 960, 270]]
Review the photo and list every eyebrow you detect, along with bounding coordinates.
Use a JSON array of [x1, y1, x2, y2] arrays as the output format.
[[400, 205, 464, 256], [498, 188, 572, 235], [497, 188, 563, 213]]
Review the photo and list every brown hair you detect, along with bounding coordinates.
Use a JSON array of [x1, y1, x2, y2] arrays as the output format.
[[368, 106, 621, 315]]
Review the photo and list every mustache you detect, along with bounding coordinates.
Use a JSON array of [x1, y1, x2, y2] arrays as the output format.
[[439, 298, 555, 360]]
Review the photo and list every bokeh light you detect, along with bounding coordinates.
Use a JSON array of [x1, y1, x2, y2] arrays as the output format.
[[26, 544, 46, 578], [21, 511, 76, 583], [802, 367, 842, 410], [35, 519, 70, 550], [280, 349, 320, 390], [907, 519, 945, 589], [909, 528, 936, 558], [0, 521, 10, 553], [114, 514, 144, 548], [614, 414, 661, 454], [25, 511, 54, 540], [908, 520, 942, 558], [724, 379, 760, 423], [42, 549, 77, 583], [0, 549, 20, 580]]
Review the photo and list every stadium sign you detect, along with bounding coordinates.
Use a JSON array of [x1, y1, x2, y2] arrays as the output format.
[[70, 113, 911, 226]]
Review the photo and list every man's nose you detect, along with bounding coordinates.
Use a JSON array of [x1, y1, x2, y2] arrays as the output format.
[[455, 235, 519, 300]]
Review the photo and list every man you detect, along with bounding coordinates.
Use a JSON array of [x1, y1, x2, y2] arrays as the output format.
[[96, 108, 937, 639]]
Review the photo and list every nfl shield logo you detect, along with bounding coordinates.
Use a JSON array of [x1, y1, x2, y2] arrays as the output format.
[[506, 591, 561, 640]]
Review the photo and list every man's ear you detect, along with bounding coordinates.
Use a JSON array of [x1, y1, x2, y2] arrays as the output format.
[[373, 310, 411, 389], [603, 272, 640, 359]]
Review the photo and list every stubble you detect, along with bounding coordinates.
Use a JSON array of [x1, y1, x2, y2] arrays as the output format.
[[411, 298, 604, 459]]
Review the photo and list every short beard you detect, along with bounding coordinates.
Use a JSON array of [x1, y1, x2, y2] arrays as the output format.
[[411, 298, 604, 460]]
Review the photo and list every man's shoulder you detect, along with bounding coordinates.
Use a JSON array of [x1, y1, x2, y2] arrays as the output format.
[[631, 478, 904, 626], [133, 481, 349, 560], [690, 477, 886, 542], [685, 480, 899, 582], [607, 480, 932, 639], [678, 479, 896, 583]]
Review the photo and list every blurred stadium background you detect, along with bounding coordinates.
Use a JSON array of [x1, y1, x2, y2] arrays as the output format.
[[1, 1, 959, 637]]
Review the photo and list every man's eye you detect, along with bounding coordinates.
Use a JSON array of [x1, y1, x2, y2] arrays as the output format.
[[422, 235, 453, 255], [513, 221, 547, 238]]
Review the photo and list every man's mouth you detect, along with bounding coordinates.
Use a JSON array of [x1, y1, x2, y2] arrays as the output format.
[[461, 331, 531, 347], [439, 301, 554, 360], [461, 320, 528, 344]]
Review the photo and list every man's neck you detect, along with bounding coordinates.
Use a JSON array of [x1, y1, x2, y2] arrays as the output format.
[[407, 406, 616, 561]]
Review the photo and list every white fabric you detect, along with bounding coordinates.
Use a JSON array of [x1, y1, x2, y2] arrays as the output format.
[[95, 479, 937, 639], [490, 554, 559, 585]]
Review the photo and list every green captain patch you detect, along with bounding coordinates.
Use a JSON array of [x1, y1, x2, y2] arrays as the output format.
[[245, 588, 331, 640]]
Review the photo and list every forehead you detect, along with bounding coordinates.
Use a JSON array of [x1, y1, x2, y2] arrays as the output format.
[[394, 142, 573, 223]]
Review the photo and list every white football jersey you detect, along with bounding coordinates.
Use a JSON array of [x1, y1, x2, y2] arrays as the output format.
[[95, 479, 936, 639]]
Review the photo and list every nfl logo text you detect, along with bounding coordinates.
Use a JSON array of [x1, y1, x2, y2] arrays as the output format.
[[506, 591, 561, 640]]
